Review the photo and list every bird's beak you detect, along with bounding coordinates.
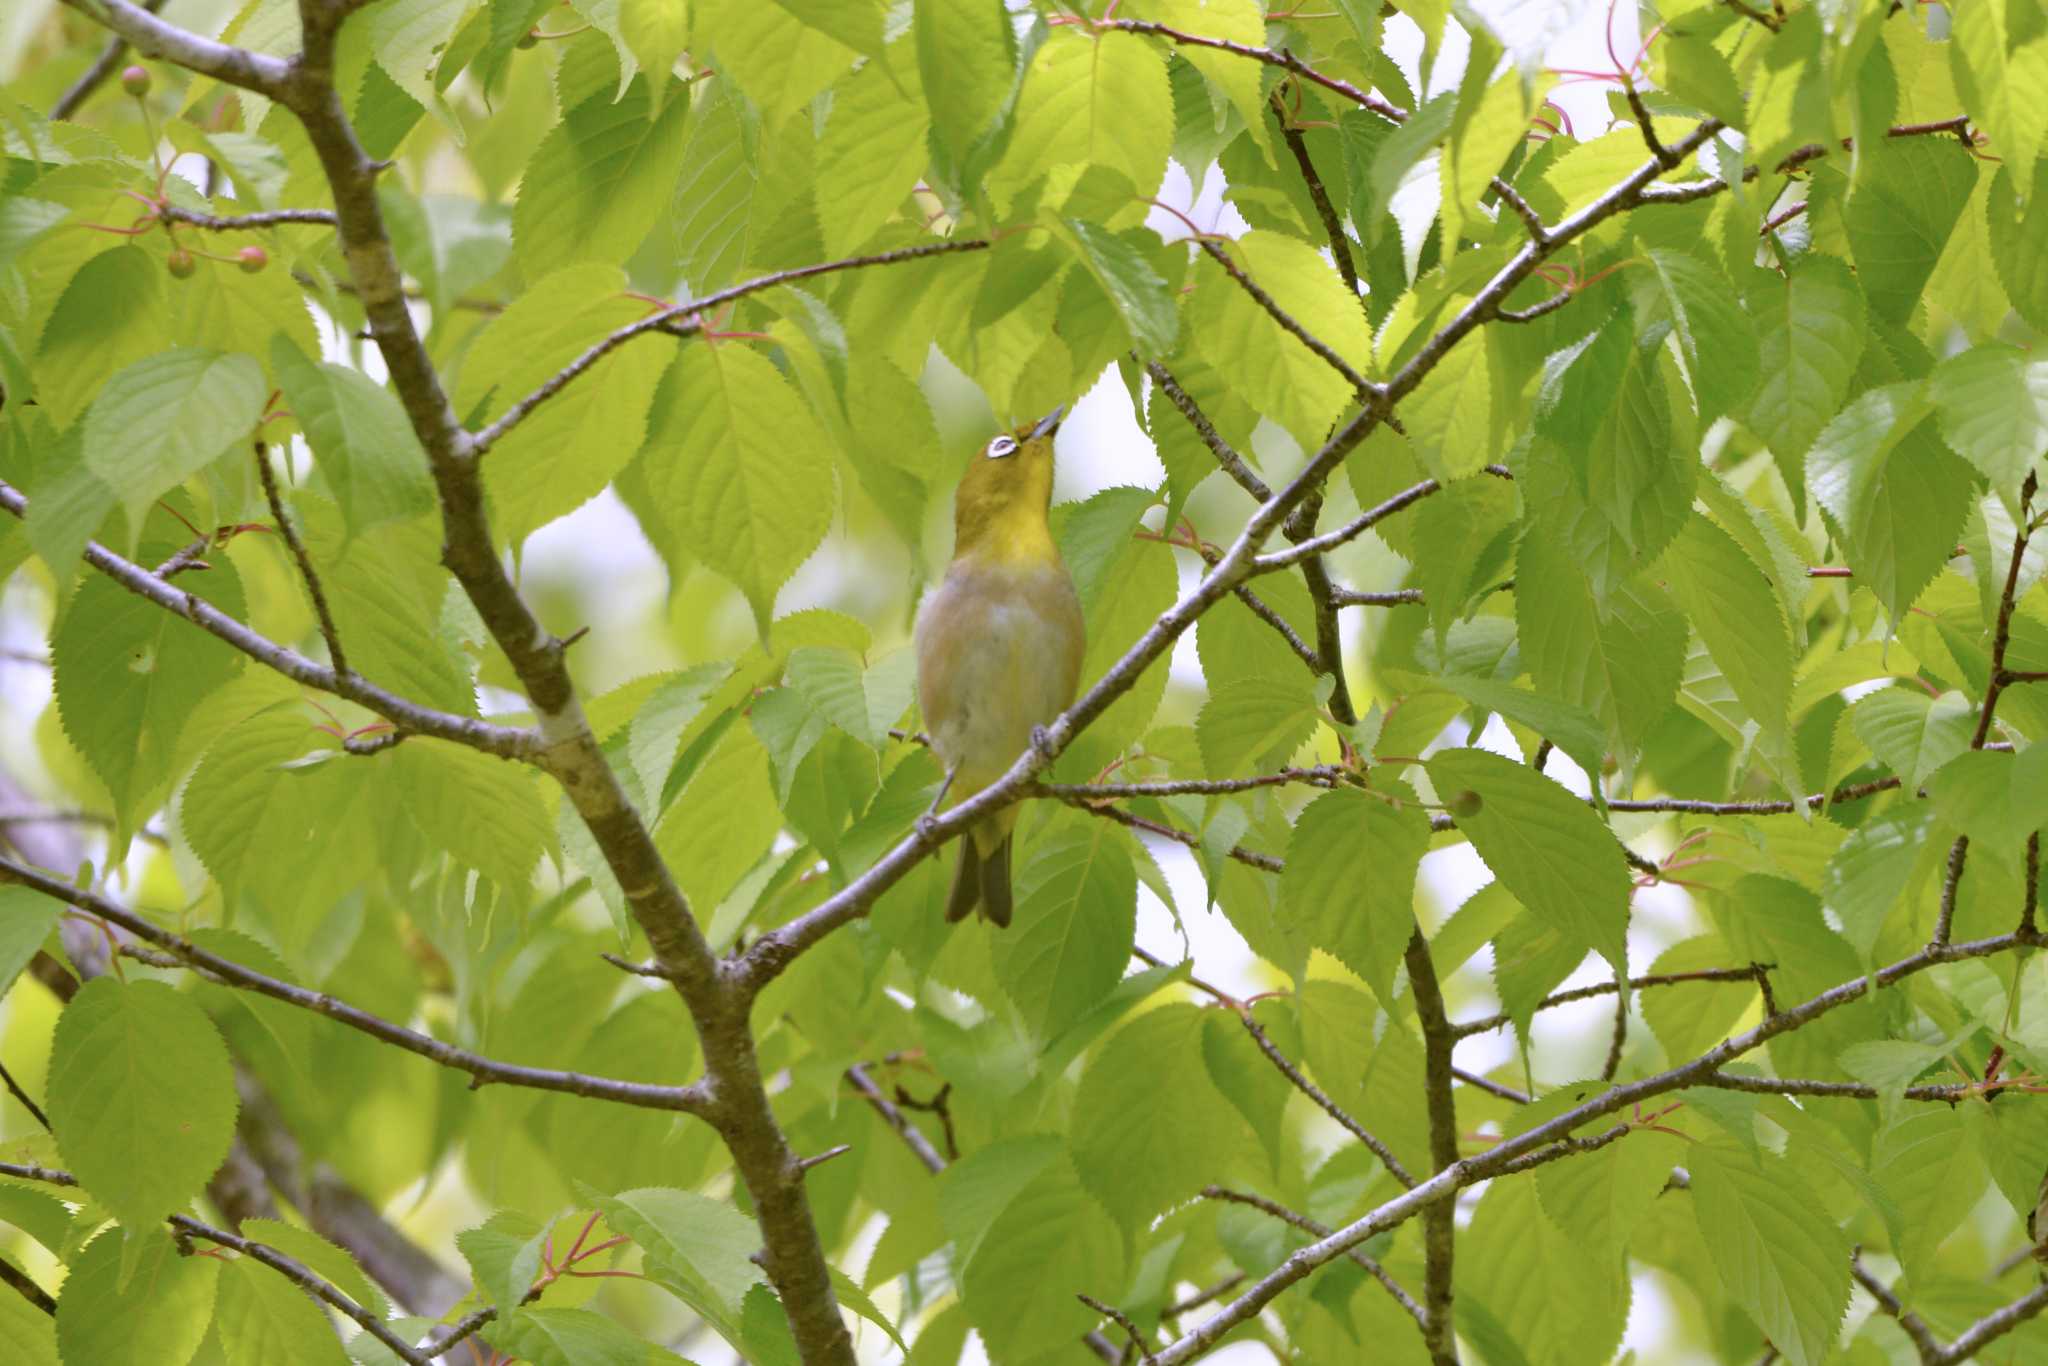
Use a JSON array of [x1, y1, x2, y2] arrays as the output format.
[[1028, 406, 1065, 440]]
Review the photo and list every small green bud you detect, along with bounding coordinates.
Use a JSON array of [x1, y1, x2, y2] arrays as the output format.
[[166, 247, 196, 279]]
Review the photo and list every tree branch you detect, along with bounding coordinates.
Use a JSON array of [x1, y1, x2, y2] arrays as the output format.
[[0, 480, 533, 759], [162, 206, 340, 231], [1098, 19, 1406, 121], [1196, 238, 1372, 396], [0, 1254, 53, 1317], [1200, 1187, 1426, 1330], [472, 240, 991, 458], [1402, 930, 1460, 1364], [1243, 1011, 1417, 1186], [254, 439, 349, 678], [0, 854, 711, 1114], [1451, 965, 1767, 1039], [56, 0, 289, 96], [1077, 1294, 1158, 1364], [1153, 924, 2048, 1363], [1271, 94, 1360, 297], [49, 0, 166, 119]]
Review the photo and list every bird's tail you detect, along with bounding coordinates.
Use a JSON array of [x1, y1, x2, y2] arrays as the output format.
[[945, 831, 1014, 927]]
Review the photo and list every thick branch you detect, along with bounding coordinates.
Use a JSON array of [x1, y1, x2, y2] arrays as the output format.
[[49, 0, 166, 119], [161, 205, 339, 231], [55, 0, 289, 95], [1403, 930, 1460, 1365], [0, 854, 710, 1114]]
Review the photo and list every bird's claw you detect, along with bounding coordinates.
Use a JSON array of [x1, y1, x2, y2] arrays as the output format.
[[1030, 725, 1057, 762]]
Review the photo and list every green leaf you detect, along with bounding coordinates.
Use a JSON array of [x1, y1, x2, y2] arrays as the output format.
[[1632, 246, 1759, 428], [1822, 807, 1936, 966], [1396, 329, 1494, 483], [82, 348, 266, 532], [668, 86, 759, 295], [1428, 747, 1629, 972], [396, 739, 551, 890], [459, 1211, 551, 1309], [1412, 474, 1515, 650], [700, 0, 855, 115], [914, 0, 1016, 167], [270, 336, 433, 539], [459, 264, 669, 547], [1059, 220, 1178, 357], [0, 1266, 54, 1363], [1807, 381, 1973, 623], [1188, 230, 1373, 451], [992, 29, 1172, 212], [0, 888, 58, 1001], [815, 53, 929, 256], [619, 0, 690, 111], [957, 1153, 1124, 1361], [589, 1187, 764, 1350], [1843, 136, 1978, 325], [655, 721, 781, 911], [32, 244, 168, 432], [1196, 676, 1319, 777], [52, 555, 247, 828], [1658, 512, 1798, 793], [1515, 537, 1685, 774], [54, 1228, 216, 1366], [1928, 747, 2048, 867], [785, 647, 917, 752], [47, 979, 238, 1234], [514, 75, 691, 275], [1687, 1143, 1850, 1366], [1948, 0, 2048, 198], [1743, 253, 1866, 512], [496, 1307, 655, 1366], [1870, 1105, 1989, 1282], [1457, 1172, 1631, 1366], [1930, 342, 2048, 499], [236, 1219, 387, 1321], [636, 342, 836, 631], [1849, 686, 1973, 790], [215, 1255, 349, 1366], [1072, 1003, 1259, 1235], [1422, 675, 1607, 793], [1989, 162, 2048, 332], [1641, 934, 1758, 1062], [1280, 789, 1429, 1005], [991, 821, 1136, 1042]]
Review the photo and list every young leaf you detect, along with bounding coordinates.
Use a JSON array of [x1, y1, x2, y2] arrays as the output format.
[[47, 979, 238, 1236], [82, 348, 266, 533], [1281, 788, 1429, 1005], [991, 821, 1136, 1043], [54, 1229, 217, 1366], [1687, 1143, 1851, 1366], [1428, 747, 1630, 972]]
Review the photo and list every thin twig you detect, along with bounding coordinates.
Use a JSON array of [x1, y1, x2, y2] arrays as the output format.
[[1241, 1014, 1417, 1186], [1451, 965, 1768, 1039], [1200, 1187, 1426, 1329], [49, 0, 166, 119], [0, 1255, 52, 1316], [254, 440, 349, 678], [473, 240, 991, 456], [1077, 1295, 1158, 1364], [0, 855, 709, 1114], [0, 1060, 49, 1132], [1450, 1067, 1529, 1104], [161, 205, 338, 230], [1196, 239, 1373, 395], [1853, 1254, 1944, 1364], [1272, 92, 1361, 297], [845, 1064, 943, 1174]]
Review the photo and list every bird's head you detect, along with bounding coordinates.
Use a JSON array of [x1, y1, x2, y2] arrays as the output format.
[[951, 407, 1065, 560]]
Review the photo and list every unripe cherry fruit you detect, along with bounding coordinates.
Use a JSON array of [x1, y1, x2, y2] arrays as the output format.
[[236, 245, 268, 274], [120, 65, 151, 98], [166, 247, 196, 279], [1445, 789, 1484, 820]]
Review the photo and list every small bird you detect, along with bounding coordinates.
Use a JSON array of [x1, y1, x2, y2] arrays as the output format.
[[914, 408, 1086, 926]]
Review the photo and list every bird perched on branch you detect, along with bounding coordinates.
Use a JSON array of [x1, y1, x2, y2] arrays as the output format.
[[914, 408, 1085, 927]]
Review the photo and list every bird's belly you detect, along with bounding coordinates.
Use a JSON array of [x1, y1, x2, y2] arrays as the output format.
[[918, 576, 1082, 781]]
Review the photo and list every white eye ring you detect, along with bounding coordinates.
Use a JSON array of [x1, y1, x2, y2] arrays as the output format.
[[987, 435, 1018, 459]]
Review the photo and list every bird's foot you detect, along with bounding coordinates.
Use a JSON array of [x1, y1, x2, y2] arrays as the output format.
[[1030, 725, 1058, 762]]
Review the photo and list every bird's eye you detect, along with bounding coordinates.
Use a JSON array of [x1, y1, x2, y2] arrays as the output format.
[[987, 435, 1018, 459]]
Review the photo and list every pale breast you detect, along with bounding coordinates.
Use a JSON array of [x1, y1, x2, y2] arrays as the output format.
[[914, 559, 1086, 783]]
